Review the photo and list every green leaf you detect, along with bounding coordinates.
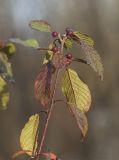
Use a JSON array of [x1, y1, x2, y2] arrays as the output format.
[[0, 52, 14, 83], [43, 44, 54, 64], [20, 114, 39, 156], [68, 104, 88, 138], [6, 42, 16, 54], [9, 38, 39, 48], [29, 20, 52, 32], [62, 68, 91, 112], [0, 76, 6, 92], [1, 92, 9, 109], [64, 38, 73, 49], [0, 76, 9, 110], [73, 32, 94, 46], [80, 41, 104, 80]]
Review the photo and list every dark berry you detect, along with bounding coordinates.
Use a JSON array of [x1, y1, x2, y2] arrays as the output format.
[[65, 27, 74, 37], [52, 47, 59, 53], [65, 53, 73, 59], [65, 27, 71, 33], [52, 31, 58, 38]]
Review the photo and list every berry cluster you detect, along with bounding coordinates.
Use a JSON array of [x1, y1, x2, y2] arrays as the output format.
[[65, 53, 73, 65], [51, 28, 74, 65], [65, 27, 74, 37]]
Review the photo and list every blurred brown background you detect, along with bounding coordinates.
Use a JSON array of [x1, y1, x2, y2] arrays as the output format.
[[0, 0, 119, 160]]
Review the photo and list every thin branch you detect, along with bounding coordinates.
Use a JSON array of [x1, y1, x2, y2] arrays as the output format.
[[36, 69, 60, 159], [73, 58, 88, 65], [37, 47, 50, 52]]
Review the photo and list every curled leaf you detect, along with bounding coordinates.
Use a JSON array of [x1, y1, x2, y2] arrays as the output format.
[[62, 68, 91, 112], [9, 38, 39, 48], [29, 20, 52, 32], [20, 114, 39, 156], [68, 103, 88, 137]]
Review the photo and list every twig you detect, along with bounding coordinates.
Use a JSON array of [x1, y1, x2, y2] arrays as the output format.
[[36, 69, 60, 159], [73, 58, 88, 65], [37, 47, 50, 51]]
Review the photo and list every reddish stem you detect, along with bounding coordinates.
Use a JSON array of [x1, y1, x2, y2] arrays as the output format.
[[37, 69, 60, 159]]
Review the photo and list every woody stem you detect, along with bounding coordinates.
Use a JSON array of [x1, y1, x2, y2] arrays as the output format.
[[37, 69, 60, 159]]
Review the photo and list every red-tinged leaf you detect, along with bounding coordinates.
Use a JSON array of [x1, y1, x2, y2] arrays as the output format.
[[52, 54, 68, 69], [34, 62, 54, 107], [80, 41, 104, 80], [41, 152, 57, 160], [29, 20, 52, 32], [68, 103, 88, 138], [12, 150, 32, 159]]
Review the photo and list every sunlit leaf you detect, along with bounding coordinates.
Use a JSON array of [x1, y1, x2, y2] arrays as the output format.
[[20, 114, 39, 156], [80, 41, 104, 80], [0, 76, 6, 92], [6, 42, 16, 54], [29, 20, 52, 32], [62, 68, 91, 112], [43, 43, 54, 64], [68, 103, 88, 137], [34, 63, 54, 107], [0, 52, 14, 83], [73, 32, 94, 46], [1, 92, 9, 109], [64, 38, 73, 49], [9, 38, 39, 48], [0, 76, 9, 110]]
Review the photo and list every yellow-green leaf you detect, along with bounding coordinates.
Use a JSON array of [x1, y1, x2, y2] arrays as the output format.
[[74, 32, 94, 46], [68, 104, 88, 137], [9, 38, 39, 48], [0, 52, 14, 82], [29, 20, 52, 32], [43, 43, 54, 64], [0, 76, 6, 92], [20, 114, 39, 156], [1, 92, 9, 109], [64, 38, 73, 49], [0, 76, 10, 110], [62, 68, 91, 112], [6, 42, 16, 54]]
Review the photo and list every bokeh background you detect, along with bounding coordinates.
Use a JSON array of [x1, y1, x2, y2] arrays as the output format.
[[0, 0, 119, 160]]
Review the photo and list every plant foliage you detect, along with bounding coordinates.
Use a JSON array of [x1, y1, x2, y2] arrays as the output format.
[[2, 20, 104, 159]]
